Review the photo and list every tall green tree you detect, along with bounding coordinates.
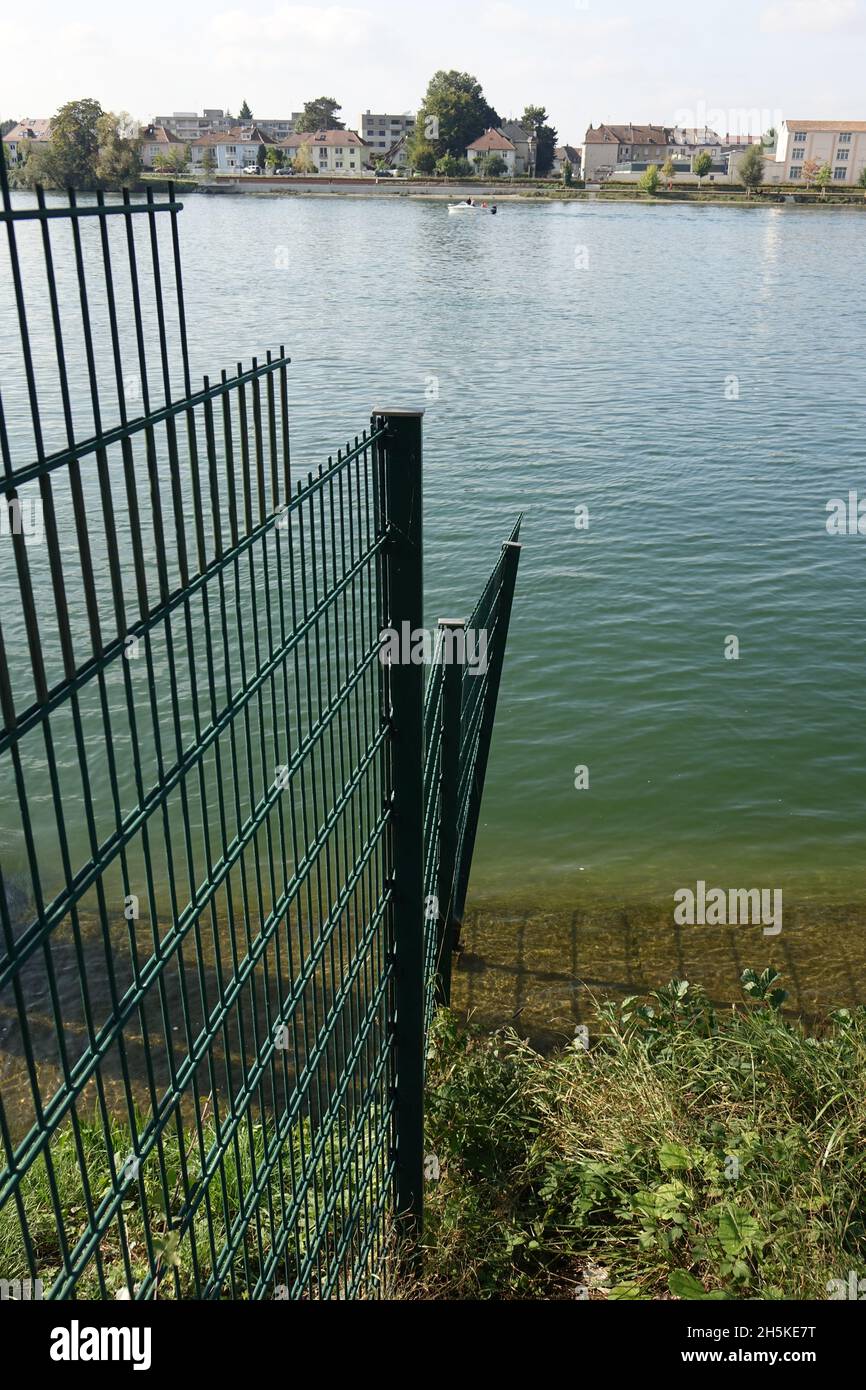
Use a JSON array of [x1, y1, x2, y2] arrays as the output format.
[[200, 147, 216, 175], [739, 144, 765, 197], [296, 98, 344, 132], [32, 98, 103, 187], [94, 112, 141, 185], [239, 100, 252, 120], [815, 162, 832, 197], [257, 143, 267, 169], [520, 105, 557, 175], [16, 100, 141, 189], [413, 70, 498, 160]]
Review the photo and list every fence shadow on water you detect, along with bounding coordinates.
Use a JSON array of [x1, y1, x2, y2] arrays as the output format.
[[0, 167, 522, 1298]]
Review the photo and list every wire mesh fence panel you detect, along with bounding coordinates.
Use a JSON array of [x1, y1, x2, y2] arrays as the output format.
[[0, 170, 396, 1300], [0, 166, 521, 1300]]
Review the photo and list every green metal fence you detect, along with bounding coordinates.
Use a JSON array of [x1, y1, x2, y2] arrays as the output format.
[[0, 166, 521, 1299]]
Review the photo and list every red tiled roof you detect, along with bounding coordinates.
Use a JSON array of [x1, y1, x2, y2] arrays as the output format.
[[141, 124, 184, 145], [467, 128, 515, 152], [280, 129, 366, 147], [3, 119, 51, 143]]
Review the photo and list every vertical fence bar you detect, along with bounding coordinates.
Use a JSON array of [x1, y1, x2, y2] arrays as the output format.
[[376, 407, 426, 1248], [454, 539, 522, 925], [436, 619, 463, 1006]]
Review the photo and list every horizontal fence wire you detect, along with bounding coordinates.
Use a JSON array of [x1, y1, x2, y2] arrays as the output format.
[[0, 170, 397, 1300]]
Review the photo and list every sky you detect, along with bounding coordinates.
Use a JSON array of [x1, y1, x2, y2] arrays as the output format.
[[3, 0, 865, 142]]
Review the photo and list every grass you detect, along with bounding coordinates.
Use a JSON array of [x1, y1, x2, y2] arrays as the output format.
[[0, 1105, 360, 1299], [410, 969, 866, 1299]]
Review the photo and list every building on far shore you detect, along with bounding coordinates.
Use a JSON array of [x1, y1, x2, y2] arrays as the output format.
[[581, 122, 762, 183], [151, 109, 302, 141], [2, 119, 51, 163], [139, 124, 187, 167], [771, 120, 866, 184], [466, 128, 517, 173], [281, 129, 368, 174], [552, 144, 581, 176], [188, 127, 274, 172], [497, 121, 531, 173], [359, 111, 416, 157]]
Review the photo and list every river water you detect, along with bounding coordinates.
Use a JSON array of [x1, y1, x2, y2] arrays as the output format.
[[2, 190, 865, 1051]]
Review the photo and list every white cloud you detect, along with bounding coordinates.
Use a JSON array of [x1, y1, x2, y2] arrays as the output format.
[[760, 0, 858, 33], [212, 4, 372, 47], [479, 1, 631, 40]]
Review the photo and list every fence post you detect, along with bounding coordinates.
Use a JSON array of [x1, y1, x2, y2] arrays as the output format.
[[376, 406, 425, 1250], [436, 618, 463, 1006], [453, 538, 522, 925]]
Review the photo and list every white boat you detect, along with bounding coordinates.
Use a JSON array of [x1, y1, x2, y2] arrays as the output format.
[[447, 201, 497, 214]]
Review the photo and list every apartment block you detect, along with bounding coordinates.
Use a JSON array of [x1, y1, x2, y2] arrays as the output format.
[[359, 111, 416, 157], [776, 120, 866, 184]]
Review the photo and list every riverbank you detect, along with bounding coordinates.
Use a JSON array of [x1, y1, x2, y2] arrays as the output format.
[[409, 976, 866, 1299], [140, 173, 866, 207]]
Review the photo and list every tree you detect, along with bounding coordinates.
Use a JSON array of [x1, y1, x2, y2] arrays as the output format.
[[153, 145, 189, 176], [435, 152, 459, 177], [296, 98, 344, 133], [638, 163, 660, 194], [562, 159, 573, 186], [239, 100, 252, 121], [292, 142, 316, 174], [200, 147, 216, 176], [94, 111, 141, 185], [661, 155, 676, 182], [414, 70, 498, 159], [29, 97, 103, 187], [521, 106, 557, 176], [411, 144, 436, 174], [802, 158, 820, 187], [739, 143, 765, 197], [14, 99, 142, 189], [858, 167, 866, 189], [815, 162, 832, 197], [257, 143, 267, 169], [265, 146, 283, 172], [693, 151, 712, 187], [762, 126, 777, 149], [480, 154, 507, 177]]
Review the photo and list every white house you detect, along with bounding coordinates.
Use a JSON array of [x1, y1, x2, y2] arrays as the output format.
[[466, 128, 516, 174], [281, 129, 368, 174], [189, 127, 272, 172]]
